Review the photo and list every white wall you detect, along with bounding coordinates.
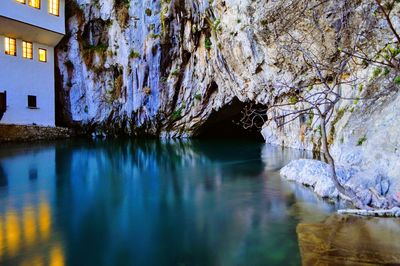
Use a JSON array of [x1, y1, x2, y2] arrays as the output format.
[[0, 35, 56, 126], [0, 0, 65, 35], [0, 146, 56, 196]]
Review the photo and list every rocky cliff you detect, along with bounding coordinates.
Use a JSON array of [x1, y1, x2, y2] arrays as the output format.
[[58, 0, 277, 137], [56, 0, 400, 201], [57, 0, 399, 135]]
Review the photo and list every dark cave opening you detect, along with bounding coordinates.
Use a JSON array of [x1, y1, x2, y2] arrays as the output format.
[[195, 97, 265, 142]]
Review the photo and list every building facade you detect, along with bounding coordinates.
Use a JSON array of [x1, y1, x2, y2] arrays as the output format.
[[0, 0, 65, 126]]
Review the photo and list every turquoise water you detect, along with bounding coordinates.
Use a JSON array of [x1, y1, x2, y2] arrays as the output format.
[[0, 139, 340, 266]]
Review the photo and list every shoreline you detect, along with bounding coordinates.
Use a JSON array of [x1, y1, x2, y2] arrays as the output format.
[[0, 124, 74, 143]]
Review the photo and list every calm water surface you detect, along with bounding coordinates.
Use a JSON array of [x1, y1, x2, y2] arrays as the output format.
[[0, 139, 399, 266]]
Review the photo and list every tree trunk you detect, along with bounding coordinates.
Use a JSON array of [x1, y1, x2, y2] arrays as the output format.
[[318, 112, 366, 209]]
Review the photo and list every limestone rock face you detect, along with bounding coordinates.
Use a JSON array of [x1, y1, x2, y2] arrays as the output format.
[[330, 91, 400, 207], [56, 1, 400, 200], [57, 0, 378, 136]]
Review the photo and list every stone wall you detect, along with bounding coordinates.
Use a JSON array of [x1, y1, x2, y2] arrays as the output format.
[[0, 125, 73, 143]]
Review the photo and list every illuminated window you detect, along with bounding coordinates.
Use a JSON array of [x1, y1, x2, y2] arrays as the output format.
[[48, 0, 59, 16], [16, 0, 26, 4], [5, 37, 17, 56], [22, 41, 33, 59], [38, 48, 47, 62], [28, 0, 40, 8]]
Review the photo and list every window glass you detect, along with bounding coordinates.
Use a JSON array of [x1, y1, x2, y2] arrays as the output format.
[[28, 0, 40, 8], [0, 92, 6, 112], [28, 95, 37, 108], [16, 0, 26, 4], [22, 41, 33, 59], [5, 37, 17, 56], [48, 0, 59, 16], [38, 48, 47, 62]]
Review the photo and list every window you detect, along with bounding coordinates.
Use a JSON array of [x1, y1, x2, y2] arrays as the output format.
[[22, 41, 33, 59], [16, 0, 26, 4], [38, 48, 47, 62], [28, 0, 40, 8], [27, 95, 37, 108], [5, 37, 17, 56], [29, 168, 38, 180], [0, 92, 6, 112], [48, 0, 59, 16]]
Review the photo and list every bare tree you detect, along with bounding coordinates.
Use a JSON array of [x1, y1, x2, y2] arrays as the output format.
[[241, 0, 400, 211]]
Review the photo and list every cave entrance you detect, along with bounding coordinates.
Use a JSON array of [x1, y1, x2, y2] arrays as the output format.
[[195, 97, 265, 142]]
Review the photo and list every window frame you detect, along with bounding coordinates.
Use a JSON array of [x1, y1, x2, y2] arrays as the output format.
[[48, 0, 59, 16], [0, 91, 7, 112], [4, 37, 17, 57], [22, 41, 33, 60], [38, 48, 47, 62], [28, 0, 40, 9], [27, 95, 38, 109]]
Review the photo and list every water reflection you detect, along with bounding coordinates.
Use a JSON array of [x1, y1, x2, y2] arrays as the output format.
[[0, 139, 398, 265], [0, 198, 64, 265], [0, 165, 7, 187], [0, 143, 64, 266]]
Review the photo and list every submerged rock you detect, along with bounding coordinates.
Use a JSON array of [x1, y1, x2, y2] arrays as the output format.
[[297, 215, 400, 265]]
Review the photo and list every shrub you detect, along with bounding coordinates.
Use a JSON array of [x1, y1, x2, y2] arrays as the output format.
[[129, 49, 140, 59], [372, 67, 382, 79], [143, 86, 151, 95], [288, 95, 298, 104], [145, 8, 152, 16], [82, 43, 108, 66], [115, 0, 130, 28], [171, 107, 183, 120], [171, 68, 180, 76], [149, 33, 160, 39], [205, 37, 212, 50], [357, 136, 367, 146]]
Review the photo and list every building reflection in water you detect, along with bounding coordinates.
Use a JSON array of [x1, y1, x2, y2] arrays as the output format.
[[1, 139, 399, 265], [0, 165, 7, 187], [0, 198, 65, 265], [0, 144, 65, 266]]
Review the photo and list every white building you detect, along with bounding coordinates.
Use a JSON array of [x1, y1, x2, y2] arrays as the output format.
[[0, 0, 65, 126]]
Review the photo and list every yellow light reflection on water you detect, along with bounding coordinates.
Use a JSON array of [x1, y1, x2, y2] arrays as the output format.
[[23, 205, 37, 246], [6, 211, 20, 256], [39, 202, 51, 240], [20, 255, 45, 266], [0, 199, 64, 264], [0, 217, 3, 259], [50, 243, 65, 266]]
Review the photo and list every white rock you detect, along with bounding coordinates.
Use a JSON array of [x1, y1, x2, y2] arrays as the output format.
[[280, 159, 339, 198]]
